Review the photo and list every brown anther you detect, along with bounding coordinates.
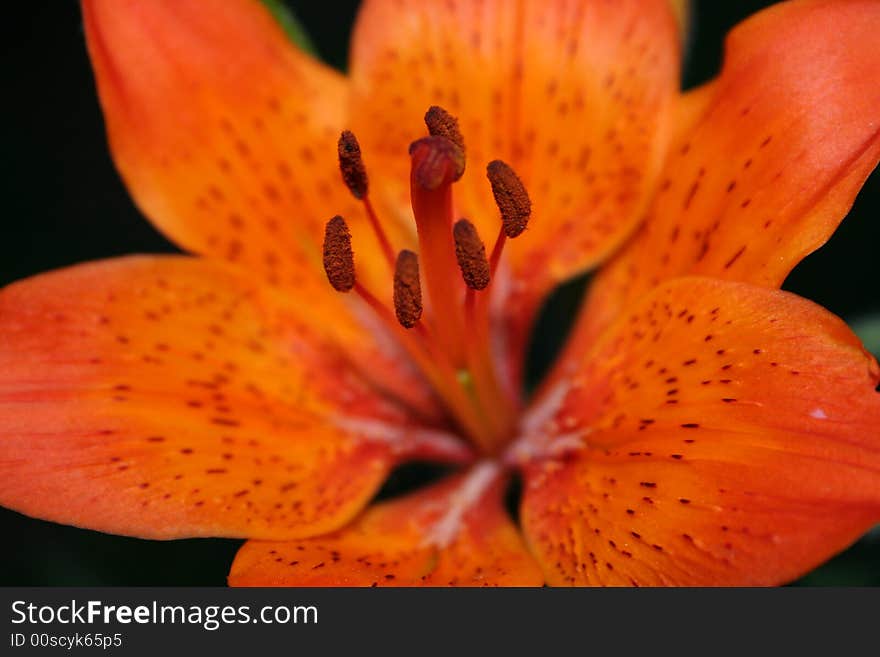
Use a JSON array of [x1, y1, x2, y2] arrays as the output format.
[[337, 130, 368, 199], [410, 136, 465, 189], [425, 106, 465, 175], [393, 250, 423, 328], [487, 160, 531, 238], [322, 215, 355, 292], [453, 219, 490, 290]]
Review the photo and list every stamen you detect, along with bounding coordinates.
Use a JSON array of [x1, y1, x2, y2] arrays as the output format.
[[393, 250, 423, 329], [424, 106, 465, 178], [337, 130, 368, 199], [322, 215, 355, 292], [487, 160, 531, 238], [410, 136, 465, 189], [453, 219, 490, 291], [325, 108, 522, 454], [338, 130, 396, 268]]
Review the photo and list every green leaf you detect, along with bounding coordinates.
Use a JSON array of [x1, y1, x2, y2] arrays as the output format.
[[259, 0, 317, 56], [848, 313, 880, 358]]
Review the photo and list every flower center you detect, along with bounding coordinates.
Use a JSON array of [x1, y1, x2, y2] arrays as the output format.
[[324, 106, 532, 456]]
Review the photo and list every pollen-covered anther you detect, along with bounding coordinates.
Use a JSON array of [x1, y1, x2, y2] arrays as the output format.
[[424, 105, 465, 177], [322, 215, 356, 292], [409, 136, 465, 190], [453, 219, 490, 290], [393, 250, 423, 329], [487, 160, 531, 238], [337, 130, 368, 199]]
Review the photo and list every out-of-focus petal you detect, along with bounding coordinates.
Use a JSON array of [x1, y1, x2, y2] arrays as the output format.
[[230, 463, 543, 586], [569, 0, 880, 353], [82, 0, 394, 292], [0, 257, 469, 540]]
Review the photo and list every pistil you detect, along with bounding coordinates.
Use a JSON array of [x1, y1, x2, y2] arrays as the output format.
[[408, 136, 468, 366]]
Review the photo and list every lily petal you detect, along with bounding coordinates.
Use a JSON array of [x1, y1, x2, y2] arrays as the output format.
[[570, 0, 880, 351], [670, 0, 689, 35], [0, 257, 469, 540], [349, 0, 681, 366], [229, 463, 543, 586], [519, 277, 880, 586], [82, 0, 390, 291]]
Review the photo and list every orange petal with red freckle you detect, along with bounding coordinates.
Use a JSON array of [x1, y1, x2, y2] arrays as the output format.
[[0, 257, 469, 540], [520, 277, 880, 586], [349, 0, 681, 372], [571, 0, 880, 352], [229, 464, 543, 586], [81, 0, 393, 293]]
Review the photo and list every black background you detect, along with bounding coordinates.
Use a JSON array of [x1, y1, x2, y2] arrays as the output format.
[[0, 1, 877, 585]]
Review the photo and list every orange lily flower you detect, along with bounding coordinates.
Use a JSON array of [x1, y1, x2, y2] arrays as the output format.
[[1, 0, 879, 586]]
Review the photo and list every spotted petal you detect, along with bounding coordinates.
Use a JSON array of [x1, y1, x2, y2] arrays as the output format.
[[82, 0, 392, 292], [229, 463, 543, 586], [349, 0, 682, 386], [0, 257, 469, 540], [519, 278, 880, 586], [568, 0, 880, 353]]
